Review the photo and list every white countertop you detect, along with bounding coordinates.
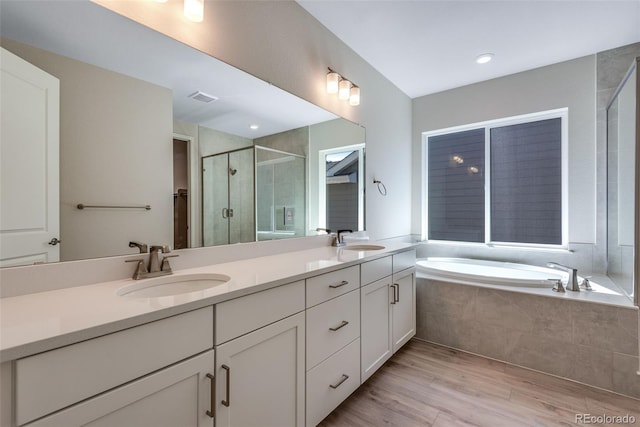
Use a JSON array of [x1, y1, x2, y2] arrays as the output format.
[[0, 242, 415, 362]]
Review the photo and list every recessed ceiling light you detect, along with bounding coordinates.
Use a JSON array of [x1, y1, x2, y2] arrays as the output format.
[[476, 53, 494, 64], [250, 125, 259, 130]]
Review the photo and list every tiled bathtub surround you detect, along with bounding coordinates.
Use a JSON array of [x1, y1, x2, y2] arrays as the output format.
[[416, 278, 640, 399]]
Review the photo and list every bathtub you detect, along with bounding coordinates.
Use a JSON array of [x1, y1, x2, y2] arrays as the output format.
[[416, 257, 633, 307], [416, 257, 565, 287]]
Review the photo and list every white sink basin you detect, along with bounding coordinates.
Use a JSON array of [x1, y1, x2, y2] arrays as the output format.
[[342, 244, 386, 251], [118, 273, 231, 298]]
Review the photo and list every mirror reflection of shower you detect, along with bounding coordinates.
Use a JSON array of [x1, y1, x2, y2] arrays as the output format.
[[202, 145, 306, 245], [319, 144, 365, 232], [256, 146, 306, 240]]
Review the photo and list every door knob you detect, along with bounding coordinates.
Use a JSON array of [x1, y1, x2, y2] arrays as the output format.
[[48, 238, 61, 246]]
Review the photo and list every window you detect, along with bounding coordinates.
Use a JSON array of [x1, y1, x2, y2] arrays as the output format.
[[423, 109, 567, 248], [318, 144, 365, 231]]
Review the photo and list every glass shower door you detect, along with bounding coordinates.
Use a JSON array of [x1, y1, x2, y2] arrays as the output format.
[[202, 153, 230, 246]]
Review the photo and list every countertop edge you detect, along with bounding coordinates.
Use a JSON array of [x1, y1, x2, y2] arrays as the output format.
[[1, 243, 417, 362]]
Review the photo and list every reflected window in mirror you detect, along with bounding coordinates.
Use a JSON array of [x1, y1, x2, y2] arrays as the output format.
[[318, 145, 365, 232]]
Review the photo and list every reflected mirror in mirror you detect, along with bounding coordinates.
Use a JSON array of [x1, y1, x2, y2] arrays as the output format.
[[0, 0, 365, 267], [606, 57, 638, 300]]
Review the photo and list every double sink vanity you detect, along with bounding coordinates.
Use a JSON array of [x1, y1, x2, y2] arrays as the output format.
[[0, 242, 417, 427]]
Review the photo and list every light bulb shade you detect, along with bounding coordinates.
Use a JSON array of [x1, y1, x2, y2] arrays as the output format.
[[326, 71, 339, 94], [338, 79, 351, 100], [184, 0, 204, 22], [349, 86, 360, 106]]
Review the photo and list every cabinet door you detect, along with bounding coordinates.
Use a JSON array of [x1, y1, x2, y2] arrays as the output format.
[[360, 277, 392, 383], [26, 350, 215, 427], [392, 269, 416, 353], [215, 312, 305, 427]]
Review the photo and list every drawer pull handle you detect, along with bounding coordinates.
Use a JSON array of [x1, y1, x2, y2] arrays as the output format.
[[329, 320, 349, 331], [329, 280, 349, 289], [391, 284, 398, 304], [329, 374, 349, 389], [206, 373, 215, 418], [221, 364, 230, 407]]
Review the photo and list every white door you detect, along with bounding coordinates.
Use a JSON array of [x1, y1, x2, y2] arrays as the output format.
[[25, 350, 215, 427], [215, 312, 305, 427], [360, 276, 393, 382], [392, 269, 417, 353], [0, 47, 60, 266]]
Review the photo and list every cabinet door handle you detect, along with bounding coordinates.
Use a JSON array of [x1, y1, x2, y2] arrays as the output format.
[[329, 374, 349, 389], [221, 364, 230, 407], [329, 280, 349, 289], [222, 208, 228, 218], [390, 284, 397, 304], [206, 373, 215, 418], [329, 320, 349, 331], [394, 283, 400, 303]]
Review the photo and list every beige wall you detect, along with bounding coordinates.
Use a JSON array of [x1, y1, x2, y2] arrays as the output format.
[[413, 55, 597, 258], [93, 0, 413, 241], [1, 38, 173, 261]]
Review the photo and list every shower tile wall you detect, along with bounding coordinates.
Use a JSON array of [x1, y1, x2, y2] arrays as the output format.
[[416, 279, 640, 398]]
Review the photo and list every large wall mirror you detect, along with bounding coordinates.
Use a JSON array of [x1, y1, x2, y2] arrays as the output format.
[[606, 57, 638, 304], [0, 1, 366, 267]]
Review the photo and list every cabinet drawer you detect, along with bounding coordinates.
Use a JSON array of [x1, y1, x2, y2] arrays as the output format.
[[215, 280, 304, 345], [393, 249, 416, 273], [306, 265, 359, 307], [360, 256, 392, 285], [306, 290, 360, 369], [306, 338, 360, 427], [15, 307, 213, 426]]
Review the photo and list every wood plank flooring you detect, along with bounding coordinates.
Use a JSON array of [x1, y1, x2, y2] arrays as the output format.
[[319, 339, 640, 427]]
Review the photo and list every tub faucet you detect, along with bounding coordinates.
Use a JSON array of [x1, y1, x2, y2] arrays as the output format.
[[546, 262, 579, 291]]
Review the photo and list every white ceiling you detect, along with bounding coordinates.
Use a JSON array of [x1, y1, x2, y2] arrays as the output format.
[[298, 0, 640, 98], [0, 0, 336, 139]]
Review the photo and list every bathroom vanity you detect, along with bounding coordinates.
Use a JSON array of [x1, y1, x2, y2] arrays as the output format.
[[0, 243, 416, 427]]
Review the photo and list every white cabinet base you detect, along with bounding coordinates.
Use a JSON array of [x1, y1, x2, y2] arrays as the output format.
[[26, 350, 215, 427], [215, 312, 305, 427], [360, 277, 392, 383]]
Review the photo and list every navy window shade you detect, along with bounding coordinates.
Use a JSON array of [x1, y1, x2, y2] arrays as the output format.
[[490, 118, 562, 245], [428, 128, 485, 242]]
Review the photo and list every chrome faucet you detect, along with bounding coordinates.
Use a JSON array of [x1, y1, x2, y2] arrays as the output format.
[[333, 229, 353, 247], [125, 244, 178, 280], [547, 262, 579, 291]]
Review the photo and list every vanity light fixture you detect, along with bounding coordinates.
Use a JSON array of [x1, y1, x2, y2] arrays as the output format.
[[184, 0, 204, 22], [326, 69, 340, 94], [326, 68, 360, 106], [349, 85, 360, 106], [476, 53, 494, 64], [338, 79, 351, 100]]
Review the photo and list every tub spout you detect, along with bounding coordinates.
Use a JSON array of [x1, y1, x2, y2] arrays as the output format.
[[546, 262, 579, 291]]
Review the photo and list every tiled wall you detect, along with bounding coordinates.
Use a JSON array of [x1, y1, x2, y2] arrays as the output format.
[[416, 278, 640, 398]]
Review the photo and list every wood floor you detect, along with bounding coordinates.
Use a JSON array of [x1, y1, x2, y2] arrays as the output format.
[[320, 339, 640, 427]]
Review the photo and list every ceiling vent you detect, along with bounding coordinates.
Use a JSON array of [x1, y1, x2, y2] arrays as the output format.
[[188, 91, 218, 103]]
